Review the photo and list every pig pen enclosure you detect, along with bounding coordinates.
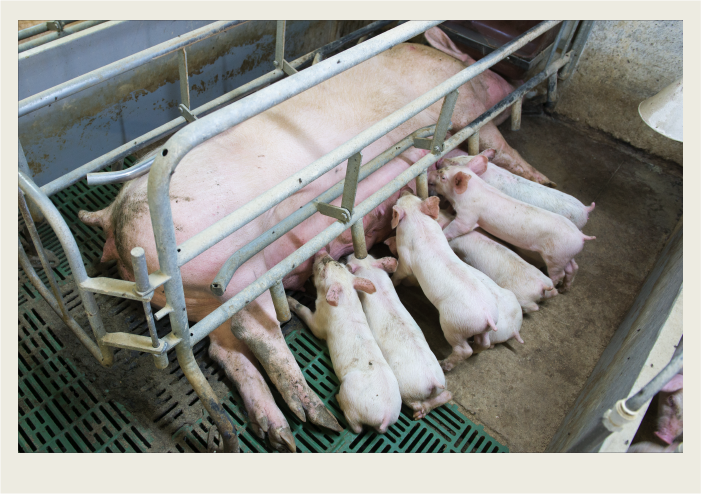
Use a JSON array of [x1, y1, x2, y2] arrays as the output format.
[[17, 20, 682, 453]]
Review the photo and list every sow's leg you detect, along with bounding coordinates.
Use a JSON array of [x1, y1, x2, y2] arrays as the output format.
[[209, 324, 296, 452], [229, 291, 342, 433]]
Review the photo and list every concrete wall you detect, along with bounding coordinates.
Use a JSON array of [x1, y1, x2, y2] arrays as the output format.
[[555, 21, 683, 165]]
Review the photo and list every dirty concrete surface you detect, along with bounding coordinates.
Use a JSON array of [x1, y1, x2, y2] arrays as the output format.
[[379, 113, 681, 452]]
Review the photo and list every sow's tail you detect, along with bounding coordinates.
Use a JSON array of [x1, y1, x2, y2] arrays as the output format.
[[78, 207, 119, 263]]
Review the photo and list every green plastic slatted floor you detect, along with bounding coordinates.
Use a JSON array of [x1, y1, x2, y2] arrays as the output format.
[[18, 158, 508, 453]]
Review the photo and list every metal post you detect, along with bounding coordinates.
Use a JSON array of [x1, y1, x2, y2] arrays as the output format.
[[430, 90, 459, 154], [179, 48, 190, 110], [559, 21, 594, 80], [312, 52, 323, 65], [351, 220, 368, 259], [467, 131, 480, 155], [511, 97, 522, 131], [275, 21, 286, 68], [416, 172, 429, 199], [19, 139, 44, 223], [270, 281, 291, 323], [341, 153, 362, 211], [131, 247, 169, 369]]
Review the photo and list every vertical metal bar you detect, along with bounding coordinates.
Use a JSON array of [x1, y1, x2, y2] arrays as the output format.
[[351, 220, 368, 259], [511, 97, 523, 131], [545, 21, 567, 70], [341, 152, 362, 211], [416, 172, 429, 199], [179, 48, 190, 109], [312, 52, 323, 65], [430, 90, 459, 154], [18, 188, 68, 318], [467, 131, 480, 155], [559, 21, 594, 80], [270, 281, 291, 323], [130, 249, 168, 368], [19, 139, 45, 223], [561, 20, 580, 56], [546, 73, 558, 107], [275, 21, 286, 68]]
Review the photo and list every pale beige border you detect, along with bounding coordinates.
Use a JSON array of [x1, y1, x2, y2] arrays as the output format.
[[2, 2, 698, 493]]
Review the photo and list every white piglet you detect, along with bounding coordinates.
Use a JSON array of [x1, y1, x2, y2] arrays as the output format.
[[445, 151, 595, 230], [287, 251, 401, 434], [390, 190, 500, 372], [437, 210, 557, 313], [344, 253, 452, 419]]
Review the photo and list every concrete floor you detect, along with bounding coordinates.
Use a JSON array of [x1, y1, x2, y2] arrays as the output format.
[[370, 114, 683, 452]]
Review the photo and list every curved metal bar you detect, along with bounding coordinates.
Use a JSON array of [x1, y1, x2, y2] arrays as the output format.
[[86, 157, 155, 186], [18, 171, 113, 366], [210, 125, 440, 296], [626, 341, 683, 412], [19, 21, 247, 118]]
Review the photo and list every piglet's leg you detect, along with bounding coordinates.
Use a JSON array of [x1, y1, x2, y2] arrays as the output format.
[[411, 389, 453, 420], [478, 122, 555, 187], [208, 324, 296, 452], [287, 296, 326, 340], [439, 330, 474, 372], [442, 218, 474, 242], [391, 258, 414, 287], [230, 292, 342, 433], [560, 259, 579, 293]]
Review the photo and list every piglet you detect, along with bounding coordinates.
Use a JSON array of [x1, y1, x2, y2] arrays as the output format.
[[287, 251, 401, 434], [390, 191, 499, 371], [345, 253, 452, 419], [445, 151, 595, 230], [627, 442, 682, 453], [437, 210, 557, 313], [428, 155, 595, 292], [655, 373, 683, 445]]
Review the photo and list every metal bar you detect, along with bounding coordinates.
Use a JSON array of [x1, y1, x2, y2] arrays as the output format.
[[18, 238, 107, 363], [18, 171, 114, 366], [172, 21, 558, 269], [178, 49, 190, 109], [416, 172, 429, 199], [19, 21, 106, 54], [18, 189, 68, 318], [351, 220, 368, 259], [561, 20, 580, 56], [270, 281, 291, 323], [467, 131, 480, 155], [430, 90, 459, 154], [87, 157, 154, 186], [559, 21, 594, 80], [544, 21, 567, 70], [192, 53, 570, 344], [511, 97, 522, 131], [341, 153, 363, 212], [112, 159, 124, 172], [275, 21, 286, 68], [312, 52, 323, 65], [316, 203, 351, 223], [19, 21, 123, 61], [546, 73, 558, 107], [130, 247, 166, 366], [40, 20, 400, 195], [19, 21, 51, 40], [210, 126, 437, 296], [626, 341, 683, 411], [19, 139, 45, 223], [19, 21, 247, 118]]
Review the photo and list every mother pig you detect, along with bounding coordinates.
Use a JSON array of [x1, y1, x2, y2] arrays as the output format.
[[78, 27, 550, 452]]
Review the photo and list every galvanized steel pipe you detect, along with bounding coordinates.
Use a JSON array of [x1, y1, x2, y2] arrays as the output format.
[[86, 157, 155, 186], [19, 21, 247, 118], [18, 21, 107, 54], [174, 21, 559, 268]]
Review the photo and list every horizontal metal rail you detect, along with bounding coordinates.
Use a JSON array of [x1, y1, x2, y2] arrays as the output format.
[[18, 20, 76, 40], [189, 50, 571, 345], [210, 125, 443, 296], [86, 157, 155, 186], [173, 20, 560, 269], [19, 21, 247, 118], [18, 21, 107, 54], [40, 20, 397, 195]]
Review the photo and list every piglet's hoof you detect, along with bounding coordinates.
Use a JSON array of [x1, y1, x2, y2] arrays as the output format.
[[439, 360, 454, 372]]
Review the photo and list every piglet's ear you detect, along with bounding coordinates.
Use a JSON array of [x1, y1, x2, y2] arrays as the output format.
[[373, 256, 398, 274], [466, 155, 488, 176], [384, 236, 398, 256], [454, 172, 471, 194], [346, 263, 360, 275], [353, 277, 376, 294], [660, 374, 683, 393], [391, 206, 405, 229], [326, 283, 343, 307], [399, 186, 414, 197], [480, 148, 497, 160], [420, 196, 440, 220]]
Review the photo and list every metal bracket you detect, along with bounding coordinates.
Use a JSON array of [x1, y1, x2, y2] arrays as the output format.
[[79, 270, 170, 302], [430, 89, 459, 154], [178, 48, 190, 110], [315, 202, 351, 223], [281, 59, 298, 76], [47, 21, 66, 33], [179, 104, 198, 123], [413, 138, 433, 150], [154, 304, 174, 321], [273, 21, 298, 76]]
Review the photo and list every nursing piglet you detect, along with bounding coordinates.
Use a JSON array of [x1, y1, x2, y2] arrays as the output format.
[[344, 254, 452, 419], [655, 373, 683, 445], [287, 251, 401, 434], [446, 151, 595, 230], [437, 210, 557, 313], [428, 156, 595, 292], [390, 191, 499, 371]]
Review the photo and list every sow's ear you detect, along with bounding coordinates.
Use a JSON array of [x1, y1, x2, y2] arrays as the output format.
[[326, 283, 343, 307], [424, 27, 470, 63], [466, 155, 488, 176], [352, 277, 376, 294], [420, 196, 440, 219], [454, 171, 471, 194], [373, 256, 398, 274], [391, 206, 405, 229]]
